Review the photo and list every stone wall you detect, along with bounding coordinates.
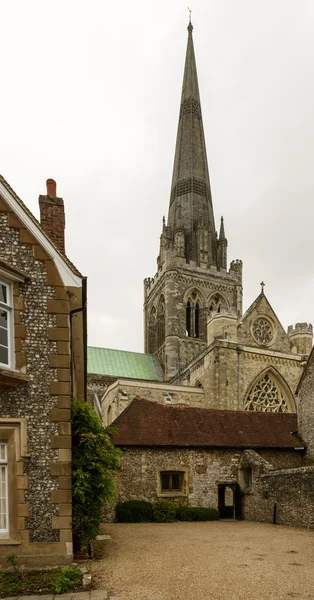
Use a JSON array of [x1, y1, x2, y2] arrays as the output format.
[[0, 196, 75, 565], [297, 350, 314, 464], [245, 466, 314, 528], [105, 446, 301, 521], [178, 341, 304, 411]]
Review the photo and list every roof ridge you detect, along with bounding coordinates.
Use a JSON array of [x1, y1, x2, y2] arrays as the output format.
[[88, 345, 157, 357], [0, 174, 81, 277]]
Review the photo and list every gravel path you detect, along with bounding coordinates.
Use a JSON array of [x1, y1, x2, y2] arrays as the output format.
[[91, 521, 314, 600]]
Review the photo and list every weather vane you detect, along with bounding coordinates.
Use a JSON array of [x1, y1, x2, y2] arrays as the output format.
[[187, 7, 192, 23], [260, 281, 265, 294]]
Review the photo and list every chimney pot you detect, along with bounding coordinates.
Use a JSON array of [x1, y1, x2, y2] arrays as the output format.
[[46, 178, 57, 197]]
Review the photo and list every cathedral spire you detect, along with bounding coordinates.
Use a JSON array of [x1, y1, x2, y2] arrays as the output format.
[[167, 21, 217, 265]]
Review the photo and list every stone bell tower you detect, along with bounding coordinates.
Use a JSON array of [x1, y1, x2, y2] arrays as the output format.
[[144, 20, 242, 381]]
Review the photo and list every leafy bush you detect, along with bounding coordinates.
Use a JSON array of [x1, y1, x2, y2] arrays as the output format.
[[54, 567, 82, 594], [72, 400, 120, 553], [0, 564, 82, 597], [116, 500, 153, 523], [176, 506, 219, 521], [153, 499, 177, 522]]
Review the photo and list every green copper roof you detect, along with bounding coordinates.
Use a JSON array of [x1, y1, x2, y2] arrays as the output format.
[[87, 346, 164, 381]]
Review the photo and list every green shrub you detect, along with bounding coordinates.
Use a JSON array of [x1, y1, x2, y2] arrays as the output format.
[[54, 567, 82, 594], [176, 506, 219, 521], [116, 500, 153, 522], [72, 400, 120, 553], [153, 499, 177, 522]]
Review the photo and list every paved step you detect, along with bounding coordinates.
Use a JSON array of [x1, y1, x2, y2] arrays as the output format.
[[0, 592, 169, 600]]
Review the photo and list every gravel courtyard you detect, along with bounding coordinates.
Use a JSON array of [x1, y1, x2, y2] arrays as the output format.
[[91, 521, 314, 600]]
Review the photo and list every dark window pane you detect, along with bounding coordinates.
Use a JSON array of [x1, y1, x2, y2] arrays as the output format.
[[0, 329, 8, 347], [0, 346, 8, 365], [195, 303, 200, 338], [171, 473, 180, 490], [161, 473, 170, 491], [0, 311, 7, 329], [186, 301, 191, 337], [0, 285, 7, 304]]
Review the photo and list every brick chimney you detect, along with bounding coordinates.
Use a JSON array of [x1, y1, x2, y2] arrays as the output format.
[[39, 179, 65, 255]]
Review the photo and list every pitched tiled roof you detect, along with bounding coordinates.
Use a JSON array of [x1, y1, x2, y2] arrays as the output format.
[[0, 175, 81, 276], [112, 397, 301, 449], [88, 347, 164, 381]]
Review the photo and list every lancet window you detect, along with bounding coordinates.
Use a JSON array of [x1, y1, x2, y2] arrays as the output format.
[[185, 292, 203, 339], [244, 372, 291, 413], [157, 296, 165, 348], [148, 306, 157, 353]]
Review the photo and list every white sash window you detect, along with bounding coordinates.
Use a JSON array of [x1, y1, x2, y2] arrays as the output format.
[[0, 280, 13, 369], [0, 442, 8, 534]]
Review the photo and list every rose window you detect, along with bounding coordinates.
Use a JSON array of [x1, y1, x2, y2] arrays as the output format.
[[245, 374, 288, 413], [252, 317, 273, 345]]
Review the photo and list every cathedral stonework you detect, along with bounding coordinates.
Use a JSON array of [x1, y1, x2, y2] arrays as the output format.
[[100, 21, 314, 530], [142, 22, 311, 407]]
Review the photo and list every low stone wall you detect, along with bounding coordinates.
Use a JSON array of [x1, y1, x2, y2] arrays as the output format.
[[104, 446, 301, 522], [245, 466, 314, 528]]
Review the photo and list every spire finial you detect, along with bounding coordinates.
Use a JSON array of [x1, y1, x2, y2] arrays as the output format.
[[187, 7, 193, 31], [260, 281, 265, 294]]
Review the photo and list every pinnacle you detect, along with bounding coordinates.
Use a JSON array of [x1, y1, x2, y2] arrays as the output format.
[[219, 217, 226, 241]]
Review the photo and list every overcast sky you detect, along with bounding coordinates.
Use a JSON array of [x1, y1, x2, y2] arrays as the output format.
[[1, 1, 314, 352]]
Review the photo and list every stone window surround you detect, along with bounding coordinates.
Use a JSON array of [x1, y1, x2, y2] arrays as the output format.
[[0, 442, 8, 534], [0, 418, 29, 545], [156, 468, 188, 498], [239, 466, 253, 494]]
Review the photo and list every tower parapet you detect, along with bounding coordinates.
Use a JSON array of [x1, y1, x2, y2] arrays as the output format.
[[287, 322, 313, 355]]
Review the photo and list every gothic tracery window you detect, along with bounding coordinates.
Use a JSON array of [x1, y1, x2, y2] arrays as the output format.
[[244, 373, 288, 413], [252, 317, 273, 346], [209, 294, 226, 314]]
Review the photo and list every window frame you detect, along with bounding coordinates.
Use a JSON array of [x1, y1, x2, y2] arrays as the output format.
[[157, 469, 188, 498], [0, 279, 14, 370], [0, 442, 9, 535]]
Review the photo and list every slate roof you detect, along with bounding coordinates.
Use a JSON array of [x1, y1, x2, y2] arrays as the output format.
[[87, 347, 164, 381], [112, 397, 301, 449]]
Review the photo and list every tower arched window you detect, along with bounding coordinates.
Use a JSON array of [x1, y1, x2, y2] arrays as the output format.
[[148, 306, 157, 353], [157, 296, 165, 349], [185, 293, 203, 339], [209, 294, 226, 314]]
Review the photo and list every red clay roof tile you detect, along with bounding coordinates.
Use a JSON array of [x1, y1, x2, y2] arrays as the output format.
[[112, 397, 300, 449]]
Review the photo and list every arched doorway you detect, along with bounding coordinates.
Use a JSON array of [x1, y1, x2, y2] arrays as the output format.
[[218, 483, 242, 520]]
